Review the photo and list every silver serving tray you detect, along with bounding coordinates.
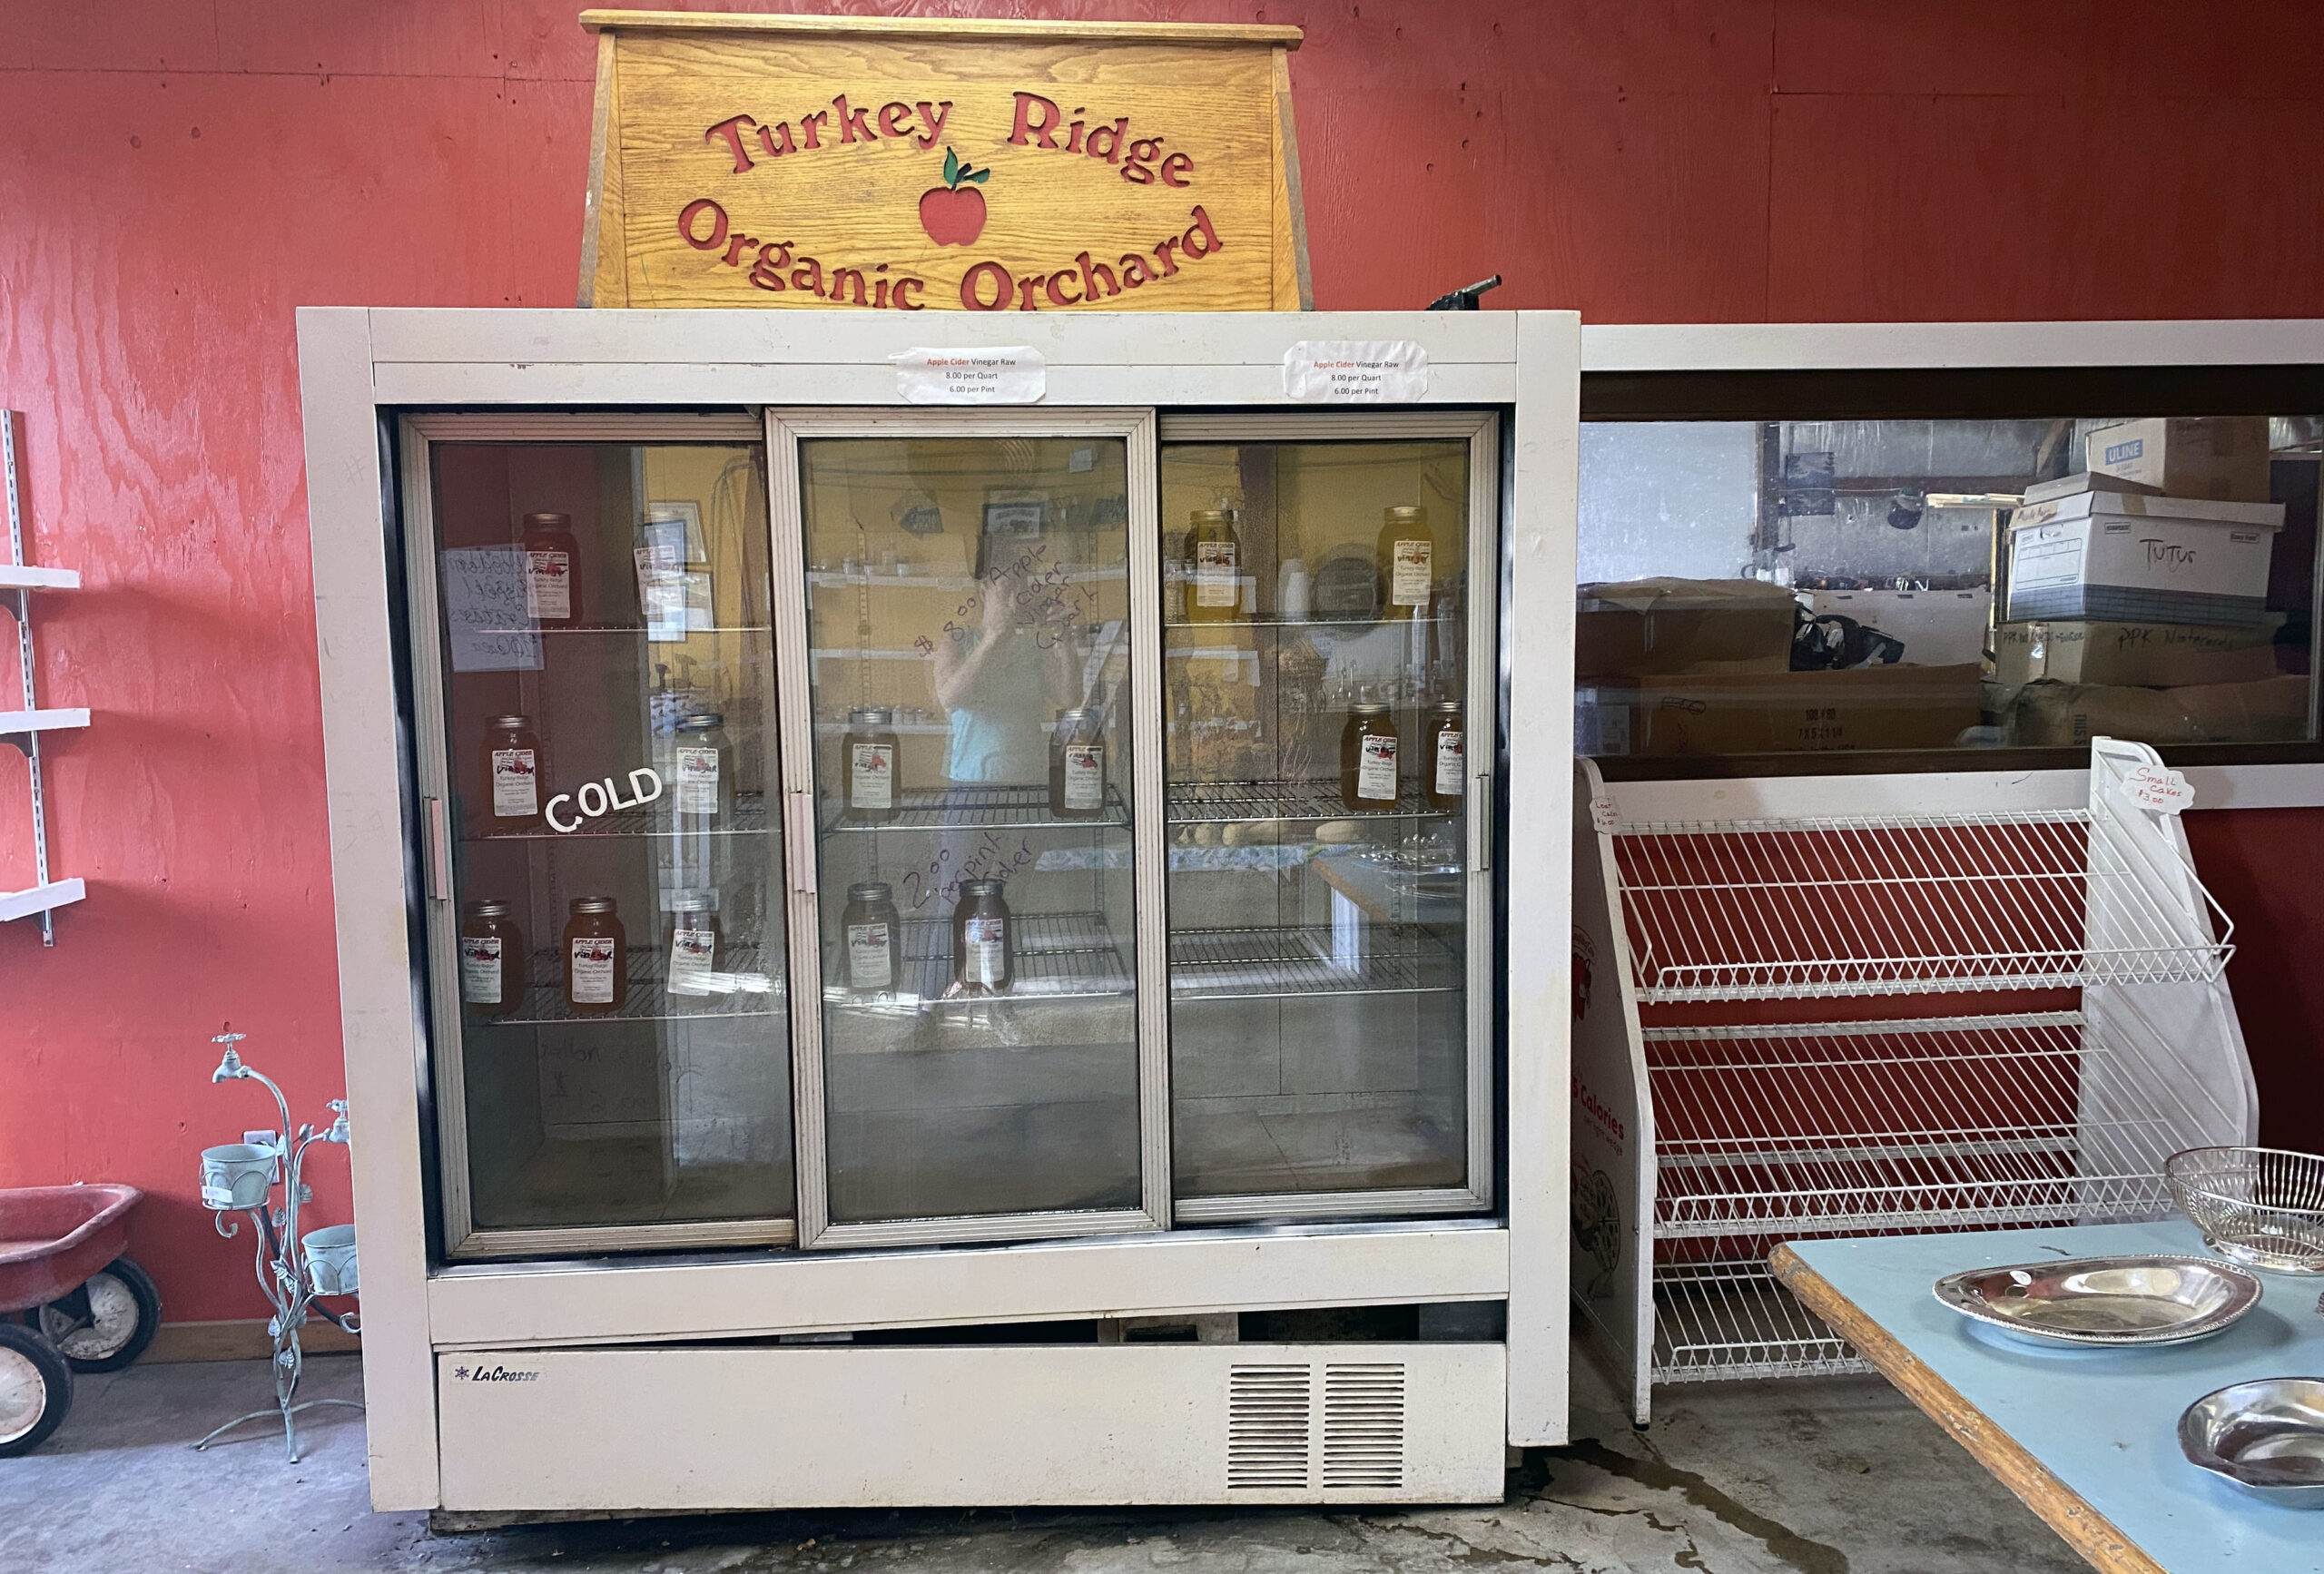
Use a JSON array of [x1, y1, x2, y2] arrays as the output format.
[[1933, 1254, 2261, 1347], [2181, 1377, 2324, 1506]]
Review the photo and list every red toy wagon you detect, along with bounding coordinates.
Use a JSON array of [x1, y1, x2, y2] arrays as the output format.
[[0, 1184, 161, 1455]]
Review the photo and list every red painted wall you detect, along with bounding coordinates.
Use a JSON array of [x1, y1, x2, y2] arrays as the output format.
[[6, 1, 2323, 1323]]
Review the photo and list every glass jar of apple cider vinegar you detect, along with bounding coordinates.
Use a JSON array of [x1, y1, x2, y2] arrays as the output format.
[[562, 896, 627, 1016], [1185, 507, 1241, 624], [1376, 505, 1433, 621], [1341, 701, 1402, 812]]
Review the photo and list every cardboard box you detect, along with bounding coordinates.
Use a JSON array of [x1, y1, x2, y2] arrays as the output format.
[[1992, 616, 2284, 689], [1576, 577, 1800, 680], [2086, 417, 2272, 504], [2020, 471, 2162, 507], [1803, 587, 1992, 666], [1576, 663, 1984, 756], [2007, 674, 2309, 747], [2005, 490, 2284, 625]]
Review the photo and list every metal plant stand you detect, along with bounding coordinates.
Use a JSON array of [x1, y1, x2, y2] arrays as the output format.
[[193, 1031, 362, 1462]]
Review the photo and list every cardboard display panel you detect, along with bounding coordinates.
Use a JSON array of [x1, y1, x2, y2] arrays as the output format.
[[581, 11, 1311, 312]]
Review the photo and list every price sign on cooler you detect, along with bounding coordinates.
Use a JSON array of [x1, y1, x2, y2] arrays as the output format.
[[2120, 762, 2196, 814], [894, 347, 1046, 405], [1282, 339, 1431, 403], [1589, 797, 1622, 833]]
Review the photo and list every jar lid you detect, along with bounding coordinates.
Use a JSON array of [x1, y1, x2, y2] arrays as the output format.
[[466, 899, 514, 919], [1348, 701, 1393, 715], [676, 712, 725, 731], [487, 713, 534, 731], [522, 512, 571, 528], [1188, 508, 1234, 526], [569, 896, 618, 914], [667, 891, 716, 913], [1054, 707, 1098, 724], [845, 881, 893, 903], [1384, 505, 1427, 523], [958, 879, 1004, 897], [849, 705, 895, 725], [1432, 700, 1464, 714]]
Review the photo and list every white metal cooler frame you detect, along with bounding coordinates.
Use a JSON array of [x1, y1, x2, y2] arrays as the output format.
[[296, 309, 1582, 1512]]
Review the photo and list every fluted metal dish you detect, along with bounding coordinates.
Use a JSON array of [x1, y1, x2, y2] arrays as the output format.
[[2167, 1146, 2324, 1274], [1933, 1254, 2261, 1347], [2179, 1378, 2324, 1506]]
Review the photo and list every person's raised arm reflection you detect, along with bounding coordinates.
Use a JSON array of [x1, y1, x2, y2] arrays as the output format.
[[932, 566, 1086, 785]]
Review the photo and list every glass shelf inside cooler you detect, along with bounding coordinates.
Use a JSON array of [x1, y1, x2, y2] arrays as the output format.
[[467, 791, 772, 842], [1166, 780, 1449, 824], [822, 910, 1137, 1005], [821, 784, 1130, 835], [493, 942, 784, 1025], [1167, 923, 1459, 999]]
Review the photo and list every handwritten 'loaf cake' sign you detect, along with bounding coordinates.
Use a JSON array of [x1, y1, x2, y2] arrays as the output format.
[[580, 11, 1312, 312]]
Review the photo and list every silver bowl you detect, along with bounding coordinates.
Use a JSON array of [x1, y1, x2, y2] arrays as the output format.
[[2180, 1377, 2324, 1506], [2167, 1146, 2324, 1275], [1933, 1254, 2261, 1347]]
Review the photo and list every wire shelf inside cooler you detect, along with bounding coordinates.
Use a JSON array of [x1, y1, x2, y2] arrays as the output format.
[[1166, 779, 1447, 824], [822, 784, 1129, 834], [1650, 1260, 1870, 1384], [896, 910, 1135, 1000], [1644, 1012, 2191, 1238], [1168, 924, 1460, 999], [502, 943, 784, 1025], [1610, 807, 2232, 1000]]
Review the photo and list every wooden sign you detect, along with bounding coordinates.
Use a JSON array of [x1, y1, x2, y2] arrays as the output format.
[[579, 11, 1312, 312]]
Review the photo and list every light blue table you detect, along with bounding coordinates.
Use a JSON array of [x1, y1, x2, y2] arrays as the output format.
[[1775, 1221, 2324, 1574]]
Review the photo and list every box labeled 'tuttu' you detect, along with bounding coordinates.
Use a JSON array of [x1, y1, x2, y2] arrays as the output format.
[[2005, 490, 2284, 626]]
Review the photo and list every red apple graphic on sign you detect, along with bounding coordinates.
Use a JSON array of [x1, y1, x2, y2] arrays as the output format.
[[919, 147, 990, 246]]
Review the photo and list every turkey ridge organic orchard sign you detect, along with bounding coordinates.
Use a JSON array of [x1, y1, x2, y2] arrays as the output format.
[[579, 11, 1312, 312]]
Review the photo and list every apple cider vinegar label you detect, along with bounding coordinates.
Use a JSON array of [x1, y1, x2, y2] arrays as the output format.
[[675, 746, 720, 816], [490, 749, 538, 817], [459, 936, 504, 1004], [1357, 733, 1398, 801], [569, 938, 616, 1004], [1390, 539, 1433, 607], [523, 551, 571, 619], [847, 921, 892, 989], [1434, 730, 1464, 796], [851, 743, 894, 809], [669, 927, 717, 995], [1063, 745, 1103, 810]]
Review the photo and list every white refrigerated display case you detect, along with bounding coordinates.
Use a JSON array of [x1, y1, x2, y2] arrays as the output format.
[[297, 310, 1581, 1512]]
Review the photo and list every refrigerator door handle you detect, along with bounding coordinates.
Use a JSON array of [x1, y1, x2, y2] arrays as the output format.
[[423, 795, 452, 901], [786, 789, 816, 891], [1472, 772, 1493, 872]]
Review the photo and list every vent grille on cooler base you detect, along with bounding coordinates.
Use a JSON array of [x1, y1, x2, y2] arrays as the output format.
[[1226, 1364, 1311, 1489], [1322, 1362, 1406, 1490]]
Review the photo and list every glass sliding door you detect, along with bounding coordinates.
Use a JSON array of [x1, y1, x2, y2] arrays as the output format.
[[400, 415, 794, 1257], [1157, 414, 1499, 1220], [770, 412, 1167, 1247]]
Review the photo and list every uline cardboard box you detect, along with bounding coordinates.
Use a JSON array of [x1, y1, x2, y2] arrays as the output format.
[[2005, 490, 2284, 625], [2008, 674, 2309, 747], [1992, 615, 2284, 688], [2086, 417, 2271, 504], [1576, 663, 1983, 756], [1576, 577, 1800, 680]]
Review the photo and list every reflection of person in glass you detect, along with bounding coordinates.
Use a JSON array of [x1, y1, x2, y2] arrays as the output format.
[[933, 566, 1086, 783]]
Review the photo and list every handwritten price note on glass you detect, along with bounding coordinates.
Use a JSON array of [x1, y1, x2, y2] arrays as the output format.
[[2120, 762, 2196, 814], [440, 547, 544, 673], [894, 347, 1047, 405], [1282, 339, 1432, 403]]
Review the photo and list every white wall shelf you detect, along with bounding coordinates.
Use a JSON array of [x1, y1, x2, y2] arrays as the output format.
[[0, 565, 77, 590], [0, 879, 85, 922], [2, 411, 82, 943]]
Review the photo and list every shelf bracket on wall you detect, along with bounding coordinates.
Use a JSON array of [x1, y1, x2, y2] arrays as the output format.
[[2, 410, 85, 944]]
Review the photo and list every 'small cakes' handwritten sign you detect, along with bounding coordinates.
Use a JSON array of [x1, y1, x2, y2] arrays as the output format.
[[580, 11, 1312, 312]]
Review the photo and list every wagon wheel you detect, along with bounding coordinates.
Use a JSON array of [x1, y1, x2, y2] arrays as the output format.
[[34, 1255, 162, 1373], [0, 1323, 74, 1457]]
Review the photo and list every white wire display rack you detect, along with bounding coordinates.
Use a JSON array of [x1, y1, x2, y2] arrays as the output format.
[[1572, 738, 2260, 1424]]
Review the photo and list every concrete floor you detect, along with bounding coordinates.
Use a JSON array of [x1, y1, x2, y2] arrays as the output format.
[[0, 1342, 2087, 1574]]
